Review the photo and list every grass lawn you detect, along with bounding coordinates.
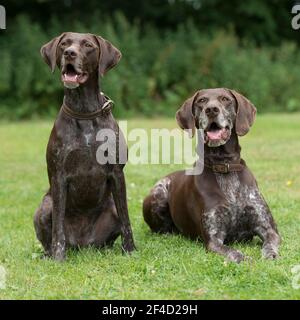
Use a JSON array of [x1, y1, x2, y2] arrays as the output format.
[[0, 113, 300, 300]]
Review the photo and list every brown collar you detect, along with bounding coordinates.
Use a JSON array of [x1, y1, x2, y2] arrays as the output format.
[[61, 93, 113, 120], [204, 160, 245, 174]]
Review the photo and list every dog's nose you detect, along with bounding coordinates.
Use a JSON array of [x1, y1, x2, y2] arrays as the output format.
[[64, 48, 77, 59], [205, 106, 220, 118]]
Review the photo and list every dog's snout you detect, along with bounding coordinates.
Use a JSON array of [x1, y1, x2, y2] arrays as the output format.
[[64, 48, 77, 59], [205, 106, 220, 118]]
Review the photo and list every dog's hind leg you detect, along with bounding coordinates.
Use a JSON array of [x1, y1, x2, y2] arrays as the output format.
[[92, 196, 121, 248], [143, 177, 177, 234], [34, 193, 53, 256]]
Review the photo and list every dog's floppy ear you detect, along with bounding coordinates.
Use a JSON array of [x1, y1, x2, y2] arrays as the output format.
[[175, 91, 199, 138], [228, 89, 257, 136], [93, 35, 122, 77], [40, 33, 65, 73]]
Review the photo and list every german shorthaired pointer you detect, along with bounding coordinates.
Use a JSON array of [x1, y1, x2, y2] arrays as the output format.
[[34, 32, 135, 261], [143, 88, 280, 263]]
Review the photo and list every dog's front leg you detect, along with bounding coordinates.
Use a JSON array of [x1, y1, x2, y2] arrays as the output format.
[[51, 174, 67, 261], [260, 229, 280, 259], [203, 206, 245, 263], [206, 237, 245, 263], [252, 202, 281, 259], [111, 169, 136, 253]]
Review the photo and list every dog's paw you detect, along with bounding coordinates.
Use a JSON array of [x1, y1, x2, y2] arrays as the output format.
[[262, 247, 279, 260], [227, 250, 245, 263], [52, 250, 66, 261], [122, 241, 137, 254], [52, 242, 66, 262]]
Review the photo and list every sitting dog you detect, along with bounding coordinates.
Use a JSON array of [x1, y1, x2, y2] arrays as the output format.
[[34, 32, 135, 261], [143, 88, 280, 263]]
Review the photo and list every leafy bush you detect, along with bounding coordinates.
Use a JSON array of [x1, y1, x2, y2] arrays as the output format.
[[0, 13, 300, 119]]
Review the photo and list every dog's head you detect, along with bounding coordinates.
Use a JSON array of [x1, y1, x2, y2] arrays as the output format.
[[176, 88, 256, 146], [40, 32, 121, 89]]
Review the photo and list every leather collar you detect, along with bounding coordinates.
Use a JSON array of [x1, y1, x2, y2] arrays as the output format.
[[61, 92, 113, 120], [204, 160, 245, 174]]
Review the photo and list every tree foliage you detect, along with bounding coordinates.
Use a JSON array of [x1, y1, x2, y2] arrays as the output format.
[[4, 0, 298, 45], [0, 0, 299, 118]]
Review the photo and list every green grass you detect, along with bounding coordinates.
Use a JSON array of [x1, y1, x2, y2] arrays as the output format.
[[0, 114, 300, 300]]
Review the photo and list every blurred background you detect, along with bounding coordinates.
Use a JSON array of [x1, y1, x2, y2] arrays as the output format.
[[0, 0, 299, 119]]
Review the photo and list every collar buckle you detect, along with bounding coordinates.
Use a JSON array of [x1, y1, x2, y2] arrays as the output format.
[[212, 163, 230, 174]]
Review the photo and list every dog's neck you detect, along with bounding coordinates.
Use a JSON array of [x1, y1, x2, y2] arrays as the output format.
[[63, 72, 105, 113], [204, 132, 241, 164]]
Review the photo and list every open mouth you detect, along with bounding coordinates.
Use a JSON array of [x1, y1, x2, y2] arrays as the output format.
[[204, 122, 230, 146], [61, 64, 88, 88]]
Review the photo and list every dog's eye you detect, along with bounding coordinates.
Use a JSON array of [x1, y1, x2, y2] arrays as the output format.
[[60, 41, 67, 47], [221, 96, 230, 102], [84, 42, 93, 48], [198, 98, 207, 103]]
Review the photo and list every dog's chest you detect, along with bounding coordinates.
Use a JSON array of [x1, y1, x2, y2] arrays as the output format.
[[63, 124, 107, 176], [64, 146, 98, 173], [215, 172, 255, 205], [214, 173, 265, 227], [61, 128, 109, 204]]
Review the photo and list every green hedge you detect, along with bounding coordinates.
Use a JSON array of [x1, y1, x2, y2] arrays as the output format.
[[1, 13, 300, 119]]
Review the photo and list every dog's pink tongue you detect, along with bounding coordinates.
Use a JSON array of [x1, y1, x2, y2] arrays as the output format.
[[63, 73, 78, 83], [207, 128, 224, 140]]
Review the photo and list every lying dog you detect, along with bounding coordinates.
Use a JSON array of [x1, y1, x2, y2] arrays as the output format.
[[34, 32, 135, 261], [143, 88, 280, 263]]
